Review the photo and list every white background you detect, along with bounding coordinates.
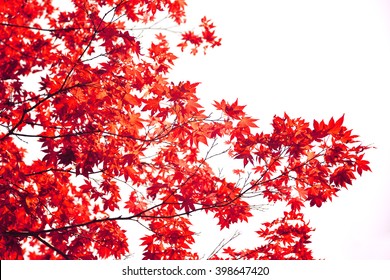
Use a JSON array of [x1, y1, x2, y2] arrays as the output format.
[[2, 260, 390, 279], [15, 0, 390, 260], [165, 0, 390, 259]]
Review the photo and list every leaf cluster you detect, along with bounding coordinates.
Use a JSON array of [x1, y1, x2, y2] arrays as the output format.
[[0, 0, 371, 260]]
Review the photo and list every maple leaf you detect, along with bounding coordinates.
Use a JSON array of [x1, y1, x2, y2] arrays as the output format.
[[234, 150, 254, 167], [287, 198, 305, 212], [295, 185, 308, 200], [233, 169, 245, 175], [225, 99, 246, 119], [237, 116, 259, 129], [355, 154, 372, 175], [124, 191, 148, 214], [58, 147, 76, 166], [327, 114, 344, 135], [142, 98, 161, 115], [330, 166, 356, 188], [147, 183, 168, 200]]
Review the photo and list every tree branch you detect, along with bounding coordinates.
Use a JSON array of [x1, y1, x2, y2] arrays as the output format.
[[35, 235, 70, 260], [0, 22, 79, 32]]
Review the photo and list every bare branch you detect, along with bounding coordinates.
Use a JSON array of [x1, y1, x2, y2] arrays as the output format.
[[207, 230, 240, 259]]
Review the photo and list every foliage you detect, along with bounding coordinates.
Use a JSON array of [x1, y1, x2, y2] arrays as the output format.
[[0, 0, 371, 260]]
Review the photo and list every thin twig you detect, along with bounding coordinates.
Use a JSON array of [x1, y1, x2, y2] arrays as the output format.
[[207, 230, 240, 259]]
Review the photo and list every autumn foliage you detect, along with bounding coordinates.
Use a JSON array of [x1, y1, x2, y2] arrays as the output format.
[[0, 0, 371, 260]]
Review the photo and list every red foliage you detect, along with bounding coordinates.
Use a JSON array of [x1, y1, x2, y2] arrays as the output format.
[[0, 0, 371, 259]]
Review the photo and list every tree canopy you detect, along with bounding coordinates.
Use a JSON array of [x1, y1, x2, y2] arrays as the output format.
[[0, 0, 371, 260]]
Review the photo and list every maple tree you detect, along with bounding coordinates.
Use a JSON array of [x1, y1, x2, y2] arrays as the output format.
[[0, 0, 372, 260]]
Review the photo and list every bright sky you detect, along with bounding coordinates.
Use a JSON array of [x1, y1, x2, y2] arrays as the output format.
[[167, 0, 390, 259]]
